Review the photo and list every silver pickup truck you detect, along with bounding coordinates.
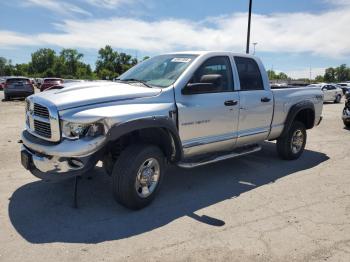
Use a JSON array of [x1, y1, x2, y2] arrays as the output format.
[[21, 51, 323, 209]]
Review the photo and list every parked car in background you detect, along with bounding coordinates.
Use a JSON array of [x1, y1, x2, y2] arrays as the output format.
[[40, 78, 63, 92], [0, 78, 5, 90], [34, 78, 43, 89], [43, 79, 86, 91], [337, 82, 350, 95], [3, 77, 34, 100], [343, 92, 350, 128], [308, 83, 343, 103]]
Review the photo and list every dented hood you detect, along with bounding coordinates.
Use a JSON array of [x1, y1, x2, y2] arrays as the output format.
[[33, 81, 161, 110]]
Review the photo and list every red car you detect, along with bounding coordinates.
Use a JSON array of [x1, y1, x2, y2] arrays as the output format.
[[0, 78, 5, 90], [40, 78, 63, 92]]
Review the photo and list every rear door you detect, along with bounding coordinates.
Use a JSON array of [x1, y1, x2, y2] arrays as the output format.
[[233, 56, 273, 146], [176, 56, 240, 157]]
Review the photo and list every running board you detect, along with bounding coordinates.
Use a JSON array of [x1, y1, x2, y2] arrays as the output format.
[[177, 144, 262, 169]]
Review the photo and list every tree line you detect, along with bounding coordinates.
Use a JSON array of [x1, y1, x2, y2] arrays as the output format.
[[0, 45, 148, 80], [315, 64, 350, 83], [1, 47, 349, 83]]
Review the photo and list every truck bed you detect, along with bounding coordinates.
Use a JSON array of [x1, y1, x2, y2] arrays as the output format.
[[267, 86, 323, 140]]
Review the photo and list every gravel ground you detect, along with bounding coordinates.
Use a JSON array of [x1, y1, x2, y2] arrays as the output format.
[[0, 91, 349, 262]]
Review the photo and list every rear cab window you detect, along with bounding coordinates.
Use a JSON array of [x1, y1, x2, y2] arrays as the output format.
[[234, 57, 264, 91]]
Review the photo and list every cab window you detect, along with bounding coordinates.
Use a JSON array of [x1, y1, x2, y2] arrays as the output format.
[[189, 56, 234, 93], [234, 57, 264, 91]]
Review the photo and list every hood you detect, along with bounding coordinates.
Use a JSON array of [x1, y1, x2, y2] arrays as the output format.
[[33, 82, 162, 110]]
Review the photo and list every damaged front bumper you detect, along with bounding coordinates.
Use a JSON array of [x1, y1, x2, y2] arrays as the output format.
[[21, 130, 106, 181]]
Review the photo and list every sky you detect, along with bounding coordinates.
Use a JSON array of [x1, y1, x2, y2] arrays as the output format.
[[0, 0, 350, 79]]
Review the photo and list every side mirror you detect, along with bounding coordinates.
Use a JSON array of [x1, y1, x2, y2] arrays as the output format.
[[182, 74, 222, 95]]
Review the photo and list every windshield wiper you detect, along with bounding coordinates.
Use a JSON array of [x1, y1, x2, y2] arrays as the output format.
[[116, 78, 152, 88]]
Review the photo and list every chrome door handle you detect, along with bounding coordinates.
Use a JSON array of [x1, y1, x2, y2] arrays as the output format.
[[224, 100, 238, 106], [261, 97, 271, 102]]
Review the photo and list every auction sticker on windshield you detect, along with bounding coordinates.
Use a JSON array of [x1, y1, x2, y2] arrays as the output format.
[[171, 58, 192, 63]]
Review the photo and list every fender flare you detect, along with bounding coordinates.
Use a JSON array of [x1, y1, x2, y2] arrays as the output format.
[[280, 101, 315, 138], [106, 116, 183, 161]]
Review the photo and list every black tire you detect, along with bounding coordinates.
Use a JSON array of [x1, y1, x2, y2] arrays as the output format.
[[102, 153, 114, 176], [4, 93, 10, 101], [344, 120, 350, 128], [112, 144, 165, 210], [334, 94, 341, 103], [277, 121, 307, 160]]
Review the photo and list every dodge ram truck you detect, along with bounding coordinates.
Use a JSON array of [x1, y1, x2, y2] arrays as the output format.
[[21, 51, 324, 209]]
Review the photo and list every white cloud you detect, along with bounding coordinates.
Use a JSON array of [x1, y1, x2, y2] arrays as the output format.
[[25, 0, 91, 16], [84, 0, 138, 9], [2, 3, 350, 59]]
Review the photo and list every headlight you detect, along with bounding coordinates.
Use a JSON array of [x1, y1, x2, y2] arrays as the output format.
[[61, 121, 104, 139]]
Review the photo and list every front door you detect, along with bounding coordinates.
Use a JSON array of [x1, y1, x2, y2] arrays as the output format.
[[176, 56, 240, 157]]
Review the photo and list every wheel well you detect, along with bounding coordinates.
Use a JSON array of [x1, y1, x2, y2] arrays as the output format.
[[105, 127, 178, 163], [294, 108, 315, 129]]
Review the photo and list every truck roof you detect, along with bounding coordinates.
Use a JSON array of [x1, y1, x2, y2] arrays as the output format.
[[165, 50, 257, 58]]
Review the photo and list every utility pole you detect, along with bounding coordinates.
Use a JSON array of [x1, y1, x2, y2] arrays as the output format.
[[246, 0, 253, 54], [309, 66, 312, 83], [252, 42, 258, 55]]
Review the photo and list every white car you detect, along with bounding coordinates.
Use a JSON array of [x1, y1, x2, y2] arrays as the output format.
[[309, 83, 343, 103], [337, 82, 350, 95]]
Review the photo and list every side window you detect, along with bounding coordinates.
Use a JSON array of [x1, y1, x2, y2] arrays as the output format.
[[234, 57, 264, 91], [190, 56, 234, 93]]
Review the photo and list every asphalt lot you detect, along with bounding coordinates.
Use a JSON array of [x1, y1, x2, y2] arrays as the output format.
[[0, 91, 349, 262]]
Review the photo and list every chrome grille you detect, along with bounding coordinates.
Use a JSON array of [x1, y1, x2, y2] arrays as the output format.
[[34, 103, 49, 118], [26, 99, 60, 142], [34, 119, 51, 138], [25, 99, 30, 112]]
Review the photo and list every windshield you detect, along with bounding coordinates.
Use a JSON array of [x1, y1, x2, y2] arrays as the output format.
[[118, 54, 198, 87]]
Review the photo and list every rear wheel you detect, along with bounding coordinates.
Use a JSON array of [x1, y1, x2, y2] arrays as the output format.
[[335, 94, 341, 103], [344, 120, 350, 128], [277, 121, 307, 160], [4, 93, 10, 101], [112, 144, 165, 210]]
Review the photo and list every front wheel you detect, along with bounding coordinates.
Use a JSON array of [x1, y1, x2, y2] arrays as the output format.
[[277, 121, 307, 160], [112, 144, 165, 210]]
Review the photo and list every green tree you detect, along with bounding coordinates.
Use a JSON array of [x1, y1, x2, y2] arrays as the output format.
[[0, 57, 7, 76], [96, 45, 117, 79], [335, 64, 349, 82], [324, 67, 336, 82], [267, 70, 290, 80], [31, 48, 56, 75], [59, 49, 84, 77], [278, 72, 289, 80], [95, 45, 138, 79], [13, 63, 29, 76], [314, 75, 324, 82]]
